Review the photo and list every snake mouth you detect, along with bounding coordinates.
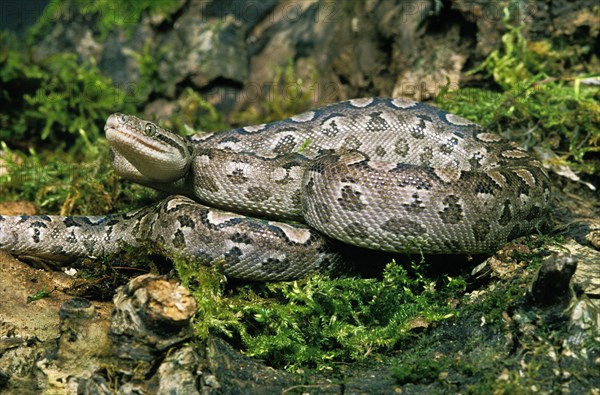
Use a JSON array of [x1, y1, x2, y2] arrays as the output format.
[[105, 116, 168, 155], [115, 130, 169, 155]]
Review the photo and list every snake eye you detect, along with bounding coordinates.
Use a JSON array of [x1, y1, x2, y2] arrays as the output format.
[[118, 114, 128, 123], [145, 123, 157, 136]]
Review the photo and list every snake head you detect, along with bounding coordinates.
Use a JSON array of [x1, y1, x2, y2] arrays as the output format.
[[105, 113, 192, 183]]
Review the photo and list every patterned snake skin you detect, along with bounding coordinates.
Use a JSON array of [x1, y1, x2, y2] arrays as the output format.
[[0, 98, 551, 280]]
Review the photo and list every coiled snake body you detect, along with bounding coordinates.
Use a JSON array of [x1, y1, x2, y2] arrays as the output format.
[[0, 98, 551, 280]]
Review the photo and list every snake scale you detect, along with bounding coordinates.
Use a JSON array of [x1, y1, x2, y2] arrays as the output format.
[[0, 98, 551, 280]]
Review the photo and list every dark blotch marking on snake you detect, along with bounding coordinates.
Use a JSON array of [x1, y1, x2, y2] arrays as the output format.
[[321, 118, 341, 137], [106, 219, 120, 227], [218, 135, 241, 144], [474, 173, 502, 195], [410, 115, 429, 139], [402, 193, 426, 213], [231, 232, 253, 245], [439, 195, 464, 225], [224, 246, 243, 265], [30, 221, 48, 243], [274, 135, 296, 154], [198, 208, 219, 230], [104, 226, 113, 241], [227, 168, 248, 185], [83, 240, 97, 254], [394, 164, 433, 190], [440, 137, 459, 154], [420, 146, 433, 167], [196, 173, 219, 192], [178, 214, 196, 229], [394, 137, 409, 157], [503, 170, 530, 197], [507, 224, 521, 241], [469, 152, 485, 170], [472, 219, 491, 242], [66, 230, 77, 243], [342, 135, 361, 150], [261, 257, 291, 274], [366, 111, 390, 133], [64, 217, 84, 227], [193, 250, 214, 264], [338, 186, 365, 211], [525, 206, 541, 222], [262, 257, 286, 273], [32, 228, 41, 243], [304, 177, 316, 195], [246, 186, 272, 202]]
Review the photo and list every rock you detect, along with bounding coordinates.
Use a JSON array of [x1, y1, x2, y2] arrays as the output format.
[[157, 346, 201, 395], [584, 220, 600, 249], [158, 13, 248, 97], [26, 0, 597, 112], [204, 335, 298, 392], [529, 253, 577, 306], [110, 274, 197, 367], [73, 274, 201, 393], [76, 375, 113, 395], [565, 298, 600, 348], [56, 297, 112, 372]]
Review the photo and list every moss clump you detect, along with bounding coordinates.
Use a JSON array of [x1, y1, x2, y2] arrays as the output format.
[[173, 257, 467, 372], [436, 11, 599, 177], [0, 34, 137, 153]]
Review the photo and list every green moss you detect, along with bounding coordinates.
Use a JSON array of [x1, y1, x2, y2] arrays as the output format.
[[0, 139, 154, 215], [436, 83, 599, 176], [436, 9, 599, 177], [173, 257, 467, 372], [0, 35, 137, 154]]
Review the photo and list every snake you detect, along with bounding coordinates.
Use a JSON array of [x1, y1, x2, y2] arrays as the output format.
[[0, 98, 551, 280]]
